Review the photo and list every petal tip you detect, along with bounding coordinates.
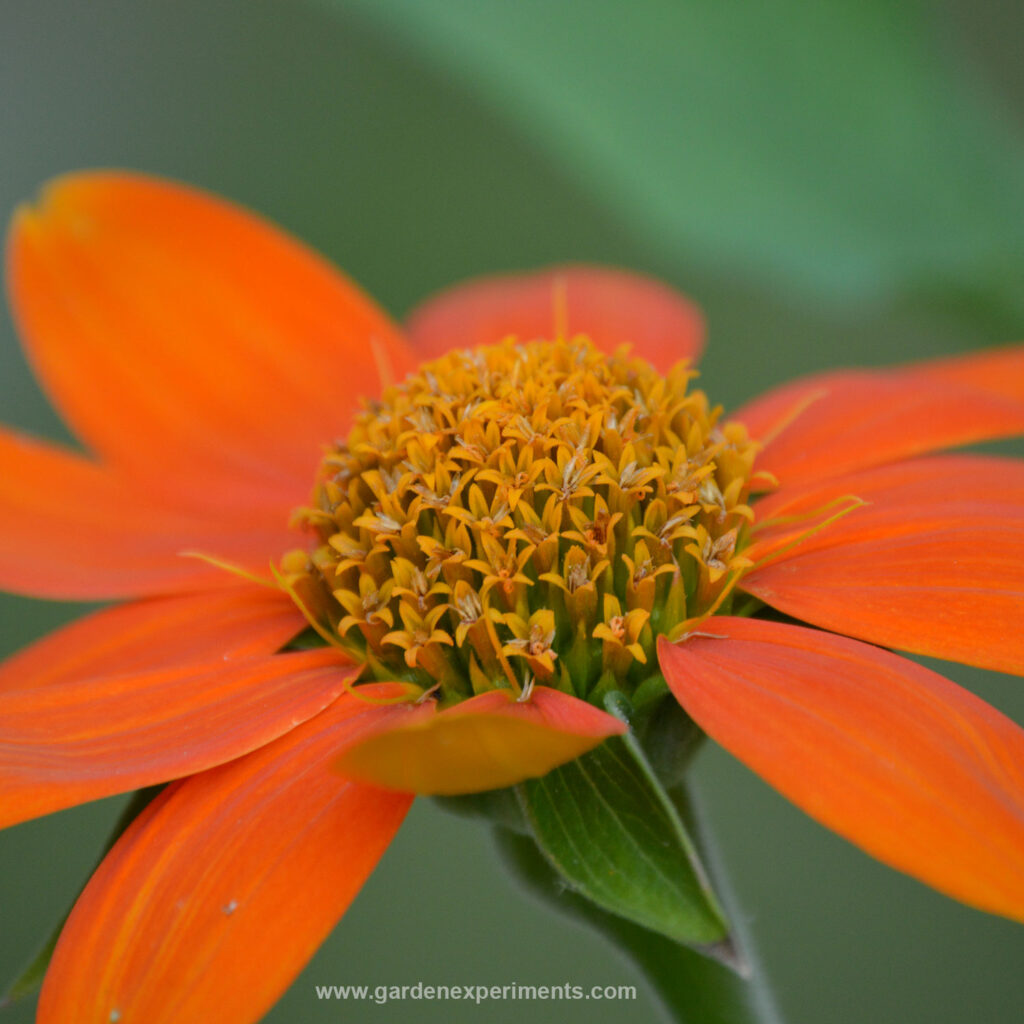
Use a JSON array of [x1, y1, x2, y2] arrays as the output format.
[[406, 263, 705, 371], [333, 686, 626, 796]]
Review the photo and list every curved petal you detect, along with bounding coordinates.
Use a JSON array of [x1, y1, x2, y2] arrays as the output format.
[[0, 586, 304, 692], [658, 620, 1024, 922], [406, 264, 704, 372], [7, 171, 416, 515], [0, 426, 297, 599], [920, 342, 1024, 402], [743, 490, 1024, 675], [0, 648, 358, 829], [732, 364, 1024, 489], [333, 684, 627, 795], [38, 688, 412, 1024], [751, 453, 1024, 527]]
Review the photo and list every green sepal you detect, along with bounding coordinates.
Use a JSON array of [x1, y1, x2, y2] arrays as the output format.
[[514, 691, 729, 949], [432, 785, 527, 834], [631, 671, 670, 712], [632, 692, 706, 790], [584, 667, 619, 706], [281, 626, 329, 651]]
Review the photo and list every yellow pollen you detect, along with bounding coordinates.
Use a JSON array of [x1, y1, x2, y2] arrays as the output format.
[[279, 337, 757, 704]]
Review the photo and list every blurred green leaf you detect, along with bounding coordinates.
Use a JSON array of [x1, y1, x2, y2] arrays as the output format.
[[336, 0, 1024, 309], [515, 695, 728, 948]]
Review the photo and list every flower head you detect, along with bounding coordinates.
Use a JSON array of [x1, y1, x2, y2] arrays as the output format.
[[282, 337, 755, 705], [3, 172, 1024, 1023]]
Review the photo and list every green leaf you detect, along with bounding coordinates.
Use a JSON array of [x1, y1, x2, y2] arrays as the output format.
[[335, 0, 1024, 312], [515, 693, 728, 948], [496, 823, 782, 1024]]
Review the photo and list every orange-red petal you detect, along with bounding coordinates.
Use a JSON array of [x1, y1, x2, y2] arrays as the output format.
[[658, 620, 1024, 922], [0, 648, 358, 829], [0, 425, 295, 599], [920, 342, 1024, 403], [743, 481, 1024, 674], [38, 688, 412, 1024], [333, 684, 627, 794], [751, 453, 1024, 527], [7, 171, 416, 515], [406, 264, 704, 372], [733, 364, 1024, 489], [0, 586, 303, 691]]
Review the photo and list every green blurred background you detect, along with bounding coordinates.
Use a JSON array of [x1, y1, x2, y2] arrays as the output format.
[[2, 1, 1024, 1021]]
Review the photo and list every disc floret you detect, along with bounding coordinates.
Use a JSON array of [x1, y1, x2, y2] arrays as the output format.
[[281, 338, 756, 706]]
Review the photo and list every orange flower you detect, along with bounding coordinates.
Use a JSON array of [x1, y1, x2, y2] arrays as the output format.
[[2, 172, 1024, 1023]]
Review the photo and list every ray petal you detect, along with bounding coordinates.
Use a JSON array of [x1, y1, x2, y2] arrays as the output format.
[[752, 453, 1024, 526], [37, 687, 412, 1024], [0, 648, 358, 828], [732, 366, 1024, 488], [406, 264, 704, 372], [0, 426, 294, 599], [920, 342, 1024, 402], [658, 619, 1024, 922], [0, 585, 304, 691], [744, 474, 1024, 675], [7, 171, 416, 514], [334, 684, 627, 794]]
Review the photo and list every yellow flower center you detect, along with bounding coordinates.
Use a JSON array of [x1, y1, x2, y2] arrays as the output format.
[[279, 338, 756, 705]]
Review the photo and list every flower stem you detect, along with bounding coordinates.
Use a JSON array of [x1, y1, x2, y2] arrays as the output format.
[[667, 778, 785, 1024], [494, 776, 783, 1024]]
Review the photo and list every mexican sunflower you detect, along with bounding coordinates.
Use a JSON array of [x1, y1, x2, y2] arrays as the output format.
[[2, 171, 1024, 1024]]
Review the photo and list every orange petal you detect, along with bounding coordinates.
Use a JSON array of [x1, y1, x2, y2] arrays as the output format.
[[920, 342, 1024, 402], [658, 620, 1024, 922], [38, 688, 412, 1024], [0, 424, 296, 599], [406, 265, 704, 372], [7, 171, 416, 514], [752, 453, 1024, 527], [0, 586, 303, 691], [732, 364, 1024, 489], [334, 685, 628, 794], [743, 484, 1024, 675], [0, 648, 358, 828]]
